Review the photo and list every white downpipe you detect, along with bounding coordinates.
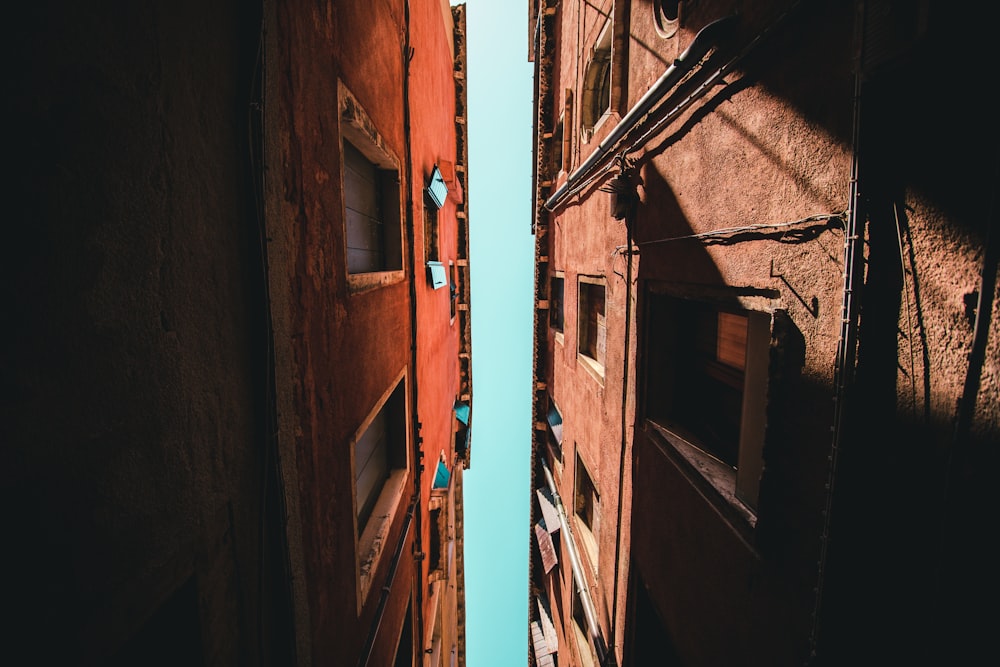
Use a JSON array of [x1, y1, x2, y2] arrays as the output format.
[[541, 459, 608, 665]]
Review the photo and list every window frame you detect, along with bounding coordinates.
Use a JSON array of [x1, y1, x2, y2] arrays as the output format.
[[550, 272, 565, 338], [573, 451, 600, 572], [641, 288, 771, 518], [423, 196, 440, 264], [351, 369, 410, 607], [339, 80, 405, 293], [581, 20, 613, 143], [653, 0, 681, 39], [577, 275, 607, 381]]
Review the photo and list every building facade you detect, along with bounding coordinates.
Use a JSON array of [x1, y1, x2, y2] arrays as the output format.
[[4, 1, 470, 665], [527, 1, 999, 665]]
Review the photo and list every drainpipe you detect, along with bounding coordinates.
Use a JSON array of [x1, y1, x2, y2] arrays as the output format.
[[541, 459, 609, 666], [544, 15, 738, 212], [360, 1, 423, 663], [809, 3, 866, 660], [608, 163, 636, 664], [401, 0, 427, 660]]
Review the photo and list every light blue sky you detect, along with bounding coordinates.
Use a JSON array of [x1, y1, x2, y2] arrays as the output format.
[[459, 1, 535, 665]]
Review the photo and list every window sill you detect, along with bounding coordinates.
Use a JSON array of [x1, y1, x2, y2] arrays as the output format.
[[644, 419, 758, 540], [577, 353, 605, 385], [553, 330, 564, 345], [356, 468, 408, 611], [575, 519, 599, 575], [348, 269, 405, 294]]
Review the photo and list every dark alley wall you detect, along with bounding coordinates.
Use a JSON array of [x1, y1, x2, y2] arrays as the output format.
[[3, 1, 292, 664]]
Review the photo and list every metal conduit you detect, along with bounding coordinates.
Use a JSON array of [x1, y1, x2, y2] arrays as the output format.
[[541, 459, 609, 665], [543, 14, 738, 212]]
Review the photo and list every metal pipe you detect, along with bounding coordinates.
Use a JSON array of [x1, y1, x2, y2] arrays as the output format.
[[541, 458, 608, 665], [544, 14, 738, 212], [810, 3, 867, 659]]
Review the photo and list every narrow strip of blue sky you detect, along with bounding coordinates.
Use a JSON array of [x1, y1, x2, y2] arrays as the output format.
[[458, 0, 535, 665]]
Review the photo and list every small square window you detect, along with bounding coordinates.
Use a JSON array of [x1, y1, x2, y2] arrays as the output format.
[[578, 277, 606, 377], [340, 81, 403, 286], [343, 140, 402, 274], [550, 275, 564, 333]]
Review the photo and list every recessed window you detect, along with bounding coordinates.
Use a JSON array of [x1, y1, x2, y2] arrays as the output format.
[[352, 372, 410, 602], [339, 81, 403, 287], [343, 140, 401, 274], [578, 277, 606, 377], [550, 274, 564, 333], [354, 379, 407, 532], [550, 114, 564, 179], [644, 292, 770, 512], [581, 21, 613, 140], [574, 453, 599, 569], [424, 201, 439, 263]]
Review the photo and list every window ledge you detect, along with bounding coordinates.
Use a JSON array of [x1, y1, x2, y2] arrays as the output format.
[[357, 468, 407, 609], [348, 269, 405, 295], [574, 519, 599, 575], [645, 419, 758, 539], [554, 330, 564, 345], [577, 353, 605, 385]]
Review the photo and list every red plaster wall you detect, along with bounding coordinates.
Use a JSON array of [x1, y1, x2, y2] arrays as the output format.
[[530, 1, 1000, 665], [266, 0, 466, 664]]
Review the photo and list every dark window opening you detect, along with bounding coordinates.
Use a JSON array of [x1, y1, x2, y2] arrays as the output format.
[[550, 276, 564, 333]]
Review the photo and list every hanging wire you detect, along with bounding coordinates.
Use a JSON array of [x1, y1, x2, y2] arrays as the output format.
[[614, 211, 847, 252]]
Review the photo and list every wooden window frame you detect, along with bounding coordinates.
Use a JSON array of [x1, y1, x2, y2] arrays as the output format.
[[339, 80, 405, 293], [642, 289, 770, 517]]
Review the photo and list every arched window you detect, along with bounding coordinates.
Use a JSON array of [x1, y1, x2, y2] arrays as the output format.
[[581, 22, 612, 141], [653, 0, 680, 39]]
